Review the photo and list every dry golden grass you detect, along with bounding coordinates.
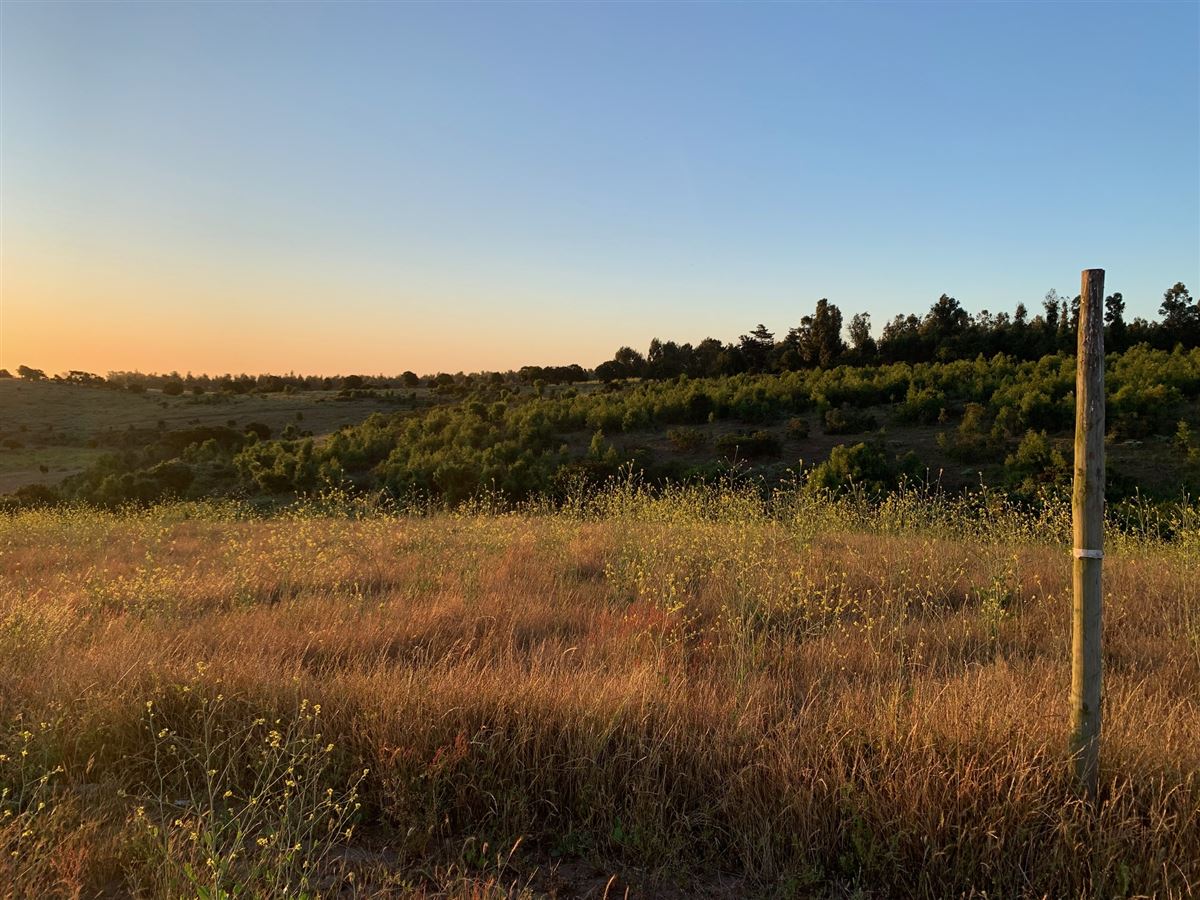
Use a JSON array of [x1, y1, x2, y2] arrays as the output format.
[[0, 488, 1197, 898]]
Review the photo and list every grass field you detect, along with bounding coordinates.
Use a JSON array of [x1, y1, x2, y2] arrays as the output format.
[[1, 486, 1197, 897], [0, 380, 426, 494]]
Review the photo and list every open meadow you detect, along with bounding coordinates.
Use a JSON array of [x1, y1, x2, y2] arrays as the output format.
[[5, 0, 1199, 896], [2, 485, 1197, 898], [0, 379, 433, 496]]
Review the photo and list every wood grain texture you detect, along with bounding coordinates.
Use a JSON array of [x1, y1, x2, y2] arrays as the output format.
[[1071, 268, 1105, 800]]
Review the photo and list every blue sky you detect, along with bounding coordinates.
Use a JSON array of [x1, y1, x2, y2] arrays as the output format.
[[2, 0, 1198, 374]]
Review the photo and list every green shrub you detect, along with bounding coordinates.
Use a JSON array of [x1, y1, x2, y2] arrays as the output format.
[[895, 385, 945, 425], [823, 406, 877, 435], [1004, 430, 1068, 494], [714, 431, 781, 458], [938, 403, 1002, 463], [807, 439, 922, 494]]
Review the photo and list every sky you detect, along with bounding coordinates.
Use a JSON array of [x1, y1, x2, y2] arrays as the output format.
[[1, 1, 1198, 377]]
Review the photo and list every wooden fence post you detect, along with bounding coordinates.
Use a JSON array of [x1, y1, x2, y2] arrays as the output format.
[[1071, 268, 1105, 801]]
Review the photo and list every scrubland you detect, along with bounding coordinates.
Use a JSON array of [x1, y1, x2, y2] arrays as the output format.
[[1, 485, 1198, 898]]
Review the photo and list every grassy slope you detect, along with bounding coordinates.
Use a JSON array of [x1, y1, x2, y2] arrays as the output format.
[[6, 376, 1194, 503], [1, 492, 1197, 897], [0, 380, 429, 493]]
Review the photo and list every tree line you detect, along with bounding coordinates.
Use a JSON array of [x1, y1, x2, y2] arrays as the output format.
[[2, 282, 1195, 393], [0, 364, 595, 395], [594, 282, 1198, 381]]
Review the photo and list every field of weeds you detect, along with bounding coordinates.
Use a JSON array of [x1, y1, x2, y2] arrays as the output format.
[[1, 486, 1198, 898]]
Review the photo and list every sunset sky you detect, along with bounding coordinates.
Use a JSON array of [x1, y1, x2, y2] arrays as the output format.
[[2, 1, 1197, 377]]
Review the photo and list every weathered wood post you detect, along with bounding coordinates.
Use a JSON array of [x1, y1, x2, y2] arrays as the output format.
[[1071, 268, 1105, 801]]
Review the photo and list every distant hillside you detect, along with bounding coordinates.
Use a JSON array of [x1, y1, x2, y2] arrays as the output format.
[[0, 379, 440, 496], [4, 346, 1198, 511]]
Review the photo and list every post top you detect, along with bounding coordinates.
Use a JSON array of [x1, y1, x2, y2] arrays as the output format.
[[1081, 268, 1105, 275]]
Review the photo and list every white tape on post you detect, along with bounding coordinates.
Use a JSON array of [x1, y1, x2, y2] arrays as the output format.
[[1073, 548, 1104, 560]]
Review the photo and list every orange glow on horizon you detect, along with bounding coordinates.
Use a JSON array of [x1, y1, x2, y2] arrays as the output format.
[[1, 237, 634, 377]]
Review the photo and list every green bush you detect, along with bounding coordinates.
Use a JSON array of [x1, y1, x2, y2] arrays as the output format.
[[807, 440, 922, 494], [895, 384, 946, 425], [714, 430, 781, 458], [938, 403, 1003, 463], [1004, 430, 1068, 495], [823, 406, 877, 435]]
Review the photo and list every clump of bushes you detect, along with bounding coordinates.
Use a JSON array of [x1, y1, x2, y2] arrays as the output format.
[[938, 403, 1003, 463], [714, 430, 781, 458], [807, 439, 922, 494], [823, 405, 877, 435], [1004, 430, 1069, 495], [895, 384, 946, 424]]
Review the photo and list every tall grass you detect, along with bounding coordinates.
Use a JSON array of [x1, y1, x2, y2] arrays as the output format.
[[0, 484, 1197, 897]]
